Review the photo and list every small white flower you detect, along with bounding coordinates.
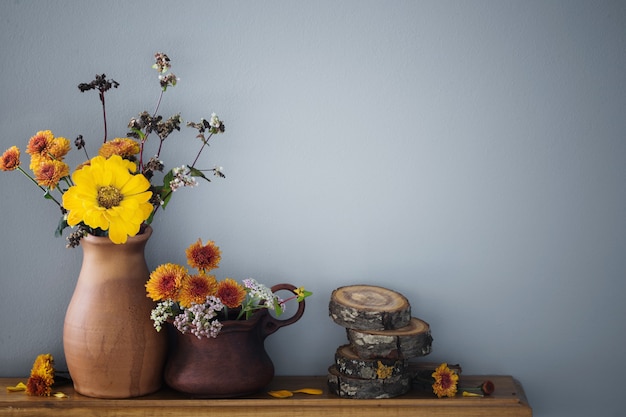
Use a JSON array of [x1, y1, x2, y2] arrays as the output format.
[[209, 113, 221, 129]]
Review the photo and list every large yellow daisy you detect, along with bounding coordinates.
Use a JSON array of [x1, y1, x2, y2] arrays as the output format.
[[62, 155, 153, 244]]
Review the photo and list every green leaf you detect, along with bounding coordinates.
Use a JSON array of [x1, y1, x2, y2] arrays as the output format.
[[298, 289, 313, 302], [157, 172, 175, 210], [130, 128, 146, 141], [188, 167, 211, 183], [273, 299, 284, 317], [55, 216, 68, 238]]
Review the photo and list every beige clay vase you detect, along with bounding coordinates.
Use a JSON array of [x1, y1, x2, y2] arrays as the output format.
[[63, 226, 167, 398]]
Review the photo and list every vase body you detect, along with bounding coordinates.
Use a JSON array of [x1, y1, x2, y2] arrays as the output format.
[[63, 226, 167, 398], [164, 283, 306, 398]]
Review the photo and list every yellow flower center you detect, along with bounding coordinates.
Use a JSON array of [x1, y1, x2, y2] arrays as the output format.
[[97, 185, 123, 209]]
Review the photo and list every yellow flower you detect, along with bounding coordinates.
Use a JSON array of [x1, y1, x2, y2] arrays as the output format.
[[26, 354, 54, 397], [48, 136, 71, 160], [146, 263, 187, 301], [33, 159, 70, 190], [216, 278, 247, 308], [178, 273, 218, 308], [432, 363, 459, 398], [62, 155, 153, 244], [99, 138, 141, 159], [27, 131, 56, 170], [185, 238, 222, 272], [376, 361, 394, 379], [0, 146, 21, 171], [26, 130, 54, 157]]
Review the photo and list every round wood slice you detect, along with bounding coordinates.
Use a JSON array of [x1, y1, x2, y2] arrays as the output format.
[[329, 285, 411, 330], [347, 317, 433, 359], [334, 344, 408, 380], [327, 365, 411, 399]]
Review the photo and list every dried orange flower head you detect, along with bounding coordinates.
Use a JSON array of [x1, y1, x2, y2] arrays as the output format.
[[26, 130, 53, 157], [216, 278, 247, 308], [186, 239, 222, 272], [33, 160, 70, 190], [0, 146, 21, 171], [146, 263, 187, 301], [98, 138, 141, 159], [26, 354, 54, 397], [178, 273, 218, 308], [432, 362, 459, 398]]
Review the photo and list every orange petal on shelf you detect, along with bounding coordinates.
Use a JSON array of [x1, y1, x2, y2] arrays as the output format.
[[6, 382, 27, 392], [268, 390, 294, 398], [293, 388, 323, 395]]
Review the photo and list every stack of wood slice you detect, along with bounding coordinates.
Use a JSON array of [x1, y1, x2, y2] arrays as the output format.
[[327, 285, 433, 399]]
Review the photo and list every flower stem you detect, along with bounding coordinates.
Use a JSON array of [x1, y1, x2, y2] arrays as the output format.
[[100, 90, 108, 143], [191, 133, 213, 169], [153, 90, 164, 117], [17, 167, 62, 207]]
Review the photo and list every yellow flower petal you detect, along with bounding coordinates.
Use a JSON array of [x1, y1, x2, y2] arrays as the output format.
[[6, 382, 27, 392], [463, 391, 483, 397], [292, 388, 323, 395], [53, 392, 69, 398], [268, 390, 294, 398], [268, 388, 322, 398]]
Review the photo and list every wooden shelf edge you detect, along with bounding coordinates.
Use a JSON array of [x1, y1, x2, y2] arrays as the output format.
[[1, 375, 532, 417]]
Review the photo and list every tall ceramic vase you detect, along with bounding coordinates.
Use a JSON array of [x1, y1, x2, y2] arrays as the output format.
[[63, 226, 167, 398], [164, 283, 306, 398]]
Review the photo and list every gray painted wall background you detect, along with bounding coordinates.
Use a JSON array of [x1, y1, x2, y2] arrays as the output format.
[[1, 1, 624, 416]]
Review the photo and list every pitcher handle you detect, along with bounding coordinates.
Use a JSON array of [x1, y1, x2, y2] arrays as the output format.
[[260, 283, 306, 339]]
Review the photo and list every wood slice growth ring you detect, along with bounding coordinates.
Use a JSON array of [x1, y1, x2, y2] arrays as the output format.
[[329, 285, 411, 330], [348, 317, 433, 359]]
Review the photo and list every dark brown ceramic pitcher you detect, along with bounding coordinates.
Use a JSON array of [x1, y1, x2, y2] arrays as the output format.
[[163, 283, 306, 397]]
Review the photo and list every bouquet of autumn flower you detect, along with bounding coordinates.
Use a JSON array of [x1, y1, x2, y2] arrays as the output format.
[[146, 238, 312, 338], [0, 52, 225, 246]]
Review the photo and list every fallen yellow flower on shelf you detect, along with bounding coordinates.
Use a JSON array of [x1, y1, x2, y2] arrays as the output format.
[[268, 388, 323, 398], [6, 382, 27, 392], [462, 391, 484, 397], [53, 392, 69, 398]]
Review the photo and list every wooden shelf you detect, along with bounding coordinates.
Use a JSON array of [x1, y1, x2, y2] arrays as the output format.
[[1, 375, 532, 417]]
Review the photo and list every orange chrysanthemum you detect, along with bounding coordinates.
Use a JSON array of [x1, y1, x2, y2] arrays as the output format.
[[26, 375, 53, 396], [99, 138, 141, 159], [432, 363, 459, 398], [178, 273, 218, 308], [186, 239, 222, 272], [216, 278, 247, 308], [47, 136, 71, 160], [26, 354, 54, 396], [146, 263, 187, 301], [0, 146, 21, 171], [33, 159, 70, 189], [26, 130, 54, 157]]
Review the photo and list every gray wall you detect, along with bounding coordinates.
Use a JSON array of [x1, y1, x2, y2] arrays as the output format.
[[1, 1, 624, 416]]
